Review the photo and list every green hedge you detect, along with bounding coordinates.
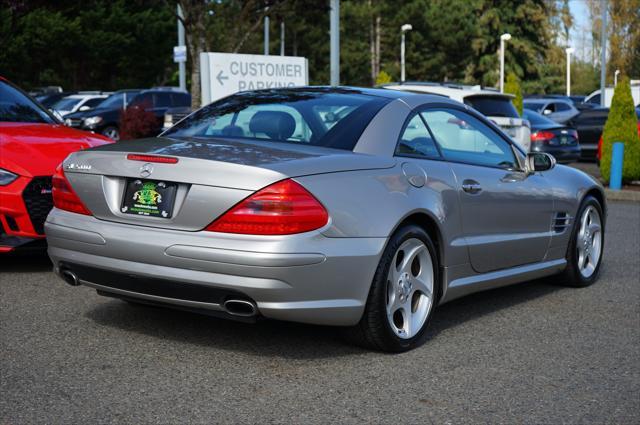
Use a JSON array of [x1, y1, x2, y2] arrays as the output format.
[[599, 77, 640, 183]]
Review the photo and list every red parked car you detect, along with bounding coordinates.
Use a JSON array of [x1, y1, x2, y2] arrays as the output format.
[[0, 77, 112, 252]]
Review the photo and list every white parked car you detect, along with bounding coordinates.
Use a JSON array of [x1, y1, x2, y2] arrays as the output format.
[[51, 93, 108, 117], [584, 81, 640, 108], [384, 83, 531, 151]]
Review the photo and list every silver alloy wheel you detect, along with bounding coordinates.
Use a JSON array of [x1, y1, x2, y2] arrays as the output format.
[[386, 238, 434, 339], [577, 205, 602, 278], [103, 127, 119, 141]]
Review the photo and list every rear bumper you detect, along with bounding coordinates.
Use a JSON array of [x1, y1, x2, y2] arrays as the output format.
[[45, 208, 386, 326]]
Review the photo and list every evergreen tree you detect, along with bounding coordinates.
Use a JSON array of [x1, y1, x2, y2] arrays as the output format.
[[504, 73, 523, 115], [599, 77, 640, 183]]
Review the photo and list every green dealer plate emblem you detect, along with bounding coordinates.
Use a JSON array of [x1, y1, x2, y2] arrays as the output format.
[[121, 179, 177, 218]]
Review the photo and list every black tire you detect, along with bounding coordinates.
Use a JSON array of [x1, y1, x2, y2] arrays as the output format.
[[345, 224, 439, 352], [556, 195, 604, 287]]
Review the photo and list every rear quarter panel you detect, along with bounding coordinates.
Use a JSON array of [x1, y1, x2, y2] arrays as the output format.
[[296, 158, 468, 267]]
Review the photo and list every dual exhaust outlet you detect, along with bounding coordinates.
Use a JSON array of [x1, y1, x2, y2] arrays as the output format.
[[57, 267, 258, 318]]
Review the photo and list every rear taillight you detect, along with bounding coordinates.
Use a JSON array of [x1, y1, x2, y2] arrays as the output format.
[[52, 164, 92, 215], [206, 179, 328, 235], [531, 131, 555, 144]]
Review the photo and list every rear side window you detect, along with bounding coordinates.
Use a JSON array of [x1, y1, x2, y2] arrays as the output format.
[[464, 95, 519, 118], [130, 93, 153, 108]]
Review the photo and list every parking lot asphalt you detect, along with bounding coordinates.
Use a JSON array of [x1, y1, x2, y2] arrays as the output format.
[[1, 201, 638, 424]]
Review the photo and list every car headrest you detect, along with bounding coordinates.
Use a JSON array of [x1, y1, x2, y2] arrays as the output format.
[[221, 125, 244, 137], [249, 111, 296, 140]]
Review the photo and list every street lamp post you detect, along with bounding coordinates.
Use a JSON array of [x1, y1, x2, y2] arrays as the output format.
[[400, 24, 412, 83], [264, 11, 270, 55], [566, 47, 574, 96], [499, 33, 511, 93], [614, 69, 620, 86], [330, 0, 340, 86], [176, 4, 186, 92]]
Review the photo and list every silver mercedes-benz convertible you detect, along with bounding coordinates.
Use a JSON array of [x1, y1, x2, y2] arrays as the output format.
[[46, 87, 605, 352]]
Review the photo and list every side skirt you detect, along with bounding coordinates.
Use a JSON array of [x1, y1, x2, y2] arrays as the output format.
[[440, 259, 566, 304]]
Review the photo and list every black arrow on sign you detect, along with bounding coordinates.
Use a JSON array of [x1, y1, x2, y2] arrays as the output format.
[[217, 70, 229, 85]]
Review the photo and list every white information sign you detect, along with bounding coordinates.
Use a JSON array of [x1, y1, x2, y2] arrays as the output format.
[[200, 52, 308, 106], [173, 45, 187, 63]]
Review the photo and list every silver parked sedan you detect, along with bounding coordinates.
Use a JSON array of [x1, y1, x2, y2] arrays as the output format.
[[46, 87, 605, 352]]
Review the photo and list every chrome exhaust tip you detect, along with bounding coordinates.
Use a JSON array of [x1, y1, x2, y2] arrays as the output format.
[[59, 268, 80, 286], [223, 299, 257, 317]]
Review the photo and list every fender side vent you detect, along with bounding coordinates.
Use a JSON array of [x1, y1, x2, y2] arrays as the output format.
[[553, 212, 571, 233]]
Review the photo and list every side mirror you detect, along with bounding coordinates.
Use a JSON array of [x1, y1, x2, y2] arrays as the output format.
[[542, 109, 552, 115], [526, 152, 556, 173], [78, 105, 91, 112]]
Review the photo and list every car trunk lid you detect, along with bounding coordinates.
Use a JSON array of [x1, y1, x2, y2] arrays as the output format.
[[61, 137, 394, 231]]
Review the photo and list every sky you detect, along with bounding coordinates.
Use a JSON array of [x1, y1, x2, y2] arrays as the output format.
[[569, 0, 593, 61]]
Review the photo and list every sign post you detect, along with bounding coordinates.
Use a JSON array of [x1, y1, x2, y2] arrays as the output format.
[[199, 52, 308, 106]]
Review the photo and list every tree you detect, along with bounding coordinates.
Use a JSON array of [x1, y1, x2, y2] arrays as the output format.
[[466, 0, 557, 89], [570, 60, 600, 95], [176, 0, 287, 108], [504, 73, 523, 115], [375, 70, 392, 85], [599, 77, 640, 183], [607, 0, 640, 80], [0, 1, 175, 90], [176, 0, 211, 110], [559, 0, 572, 45]]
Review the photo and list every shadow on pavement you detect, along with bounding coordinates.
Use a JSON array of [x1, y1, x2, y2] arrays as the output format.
[[427, 278, 563, 340], [84, 276, 564, 359], [0, 250, 52, 273], [85, 298, 362, 359]]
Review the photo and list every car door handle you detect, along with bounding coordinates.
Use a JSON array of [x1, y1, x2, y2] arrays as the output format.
[[461, 179, 482, 194]]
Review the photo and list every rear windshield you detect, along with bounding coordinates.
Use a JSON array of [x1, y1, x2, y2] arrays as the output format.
[[523, 109, 555, 126], [52, 97, 82, 110], [0, 80, 56, 124], [464, 95, 519, 118], [163, 88, 390, 151]]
